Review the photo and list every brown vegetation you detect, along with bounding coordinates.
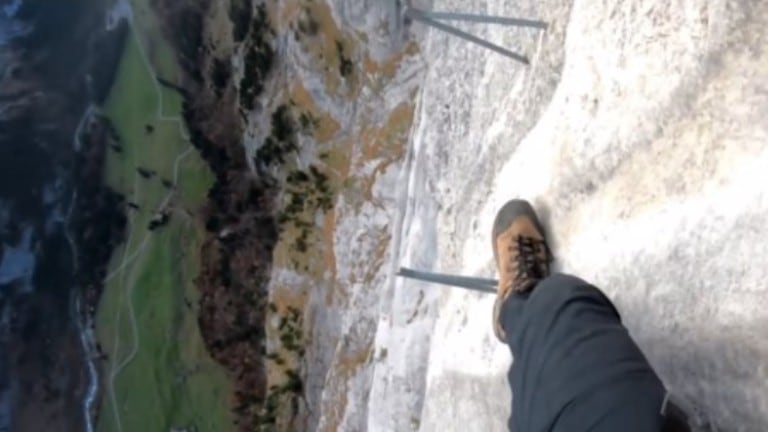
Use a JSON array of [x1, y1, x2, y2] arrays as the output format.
[[150, 0, 354, 428], [72, 115, 128, 314], [150, 0, 286, 429]]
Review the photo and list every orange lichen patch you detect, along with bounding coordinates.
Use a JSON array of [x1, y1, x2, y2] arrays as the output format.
[[288, 0, 361, 98], [323, 226, 391, 307], [297, 1, 343, 89], [365, 231, 391, 283], [271, 234, 293, 269], [270, 285, 309, 313], [325, 269, 352, 308], [331, 342, 374, 389], [314, 112, 341, 144], [348, 102, 415, 200], [353, 227, 392, 283], [320, 207, 342, 309], [289, 80, 314, 107], [322, 137, 354, 187], [322, 395, 347, 432], [289, 81, 341, 143], [311, 100, 415, 307], [204, 0, 235, 54], [340, 341, 375, 371], [309, 0, 344, 49], [321, 340, 374, 432], [359, 102, 413, 165], [363, 41, 420, 79], [277, 0, 302, 29], [315, 112, 341, 144], [362, 55, 377, 75]]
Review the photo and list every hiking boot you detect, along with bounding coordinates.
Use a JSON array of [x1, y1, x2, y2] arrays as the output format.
[[492, 199, 553, 342]]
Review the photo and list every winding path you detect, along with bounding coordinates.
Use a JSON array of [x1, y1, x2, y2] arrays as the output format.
[[102, 9, 196, 432]]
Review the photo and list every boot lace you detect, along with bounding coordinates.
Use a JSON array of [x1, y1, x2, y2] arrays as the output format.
[[507, 235, 550, 282]]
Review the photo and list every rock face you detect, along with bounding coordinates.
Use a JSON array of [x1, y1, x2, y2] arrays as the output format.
[[363, 1, 768, 432]]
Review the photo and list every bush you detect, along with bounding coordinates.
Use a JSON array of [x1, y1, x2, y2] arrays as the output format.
[[229, 0, 253, 43], [336, 40, 353, 78], [239, 4, 275, 110]]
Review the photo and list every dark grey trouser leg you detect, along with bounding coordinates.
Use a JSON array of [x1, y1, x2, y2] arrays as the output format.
[[501, 274, 666, 432]]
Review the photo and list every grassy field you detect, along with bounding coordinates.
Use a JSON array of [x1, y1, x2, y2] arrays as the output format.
[[130, 0, 185, 112], [95, 14, 234, 432]]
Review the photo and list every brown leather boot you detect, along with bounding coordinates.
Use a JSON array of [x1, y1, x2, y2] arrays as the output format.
[[492, 200, 553, 342]]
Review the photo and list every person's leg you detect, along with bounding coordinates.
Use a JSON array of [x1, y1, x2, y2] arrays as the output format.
[[500, 274, 667, 432], [489, 200, 674, 431]]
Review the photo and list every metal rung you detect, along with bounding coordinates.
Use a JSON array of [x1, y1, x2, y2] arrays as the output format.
[[397, 267, 497, 294], [405, 7, 546, 65], [419, 11, 547, 30]]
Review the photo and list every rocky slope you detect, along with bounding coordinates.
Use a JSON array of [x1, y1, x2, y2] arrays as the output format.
[[153, 0, 422, 430], [149, 0, 279, 429], [146, 1, 768, 432]]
